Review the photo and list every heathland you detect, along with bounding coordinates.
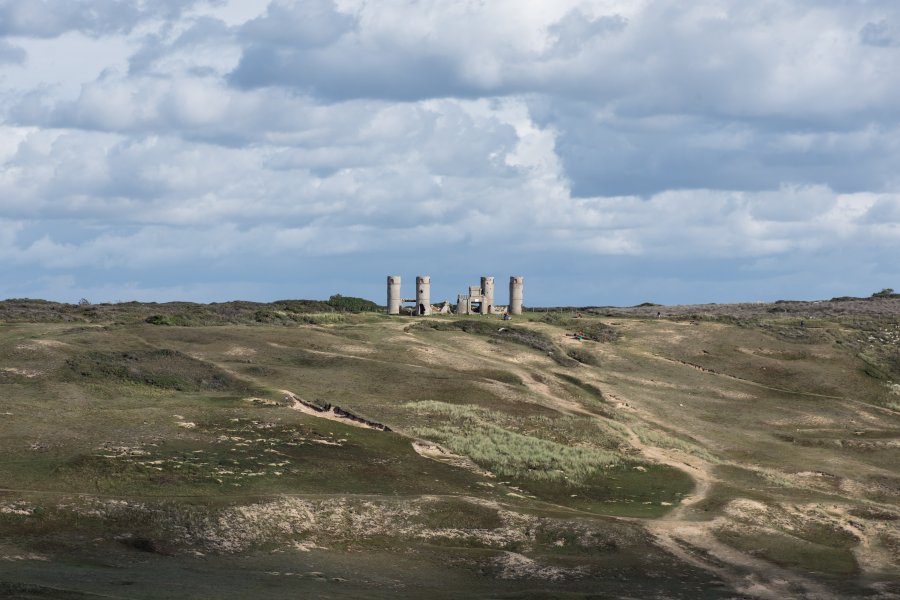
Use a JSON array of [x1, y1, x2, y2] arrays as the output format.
[[0, 296, 898, 599]]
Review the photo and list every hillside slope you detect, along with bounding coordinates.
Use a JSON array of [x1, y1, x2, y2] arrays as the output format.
[[0, 302, 898, 599]]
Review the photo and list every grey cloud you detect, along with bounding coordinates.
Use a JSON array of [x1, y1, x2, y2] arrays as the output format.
[[228, 0, 518, 100], [0, 39, 24, 63], [240, 0, 354, 48], [860, 20, 900, 47], [129, 16, 233, 75], [229, 42, 479, 101], [0, 0, 211, 38], [219, 0, 900, 205], [224, 1, 900, 117], [862, 196, 900, 223], [547, 10, 627, 57], [529, 97, 900, 198]]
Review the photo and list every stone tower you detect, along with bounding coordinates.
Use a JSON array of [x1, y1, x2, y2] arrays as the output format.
[[456, 294, 470, 315], [386, 275, 401, 315], [416, 276, 432, 315], [509, 276, 524, 315], [480, 276, 494, 314]]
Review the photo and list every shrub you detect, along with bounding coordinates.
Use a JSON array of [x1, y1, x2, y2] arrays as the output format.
[[145, 314, 176, 326], [326, 294, 380, 312]]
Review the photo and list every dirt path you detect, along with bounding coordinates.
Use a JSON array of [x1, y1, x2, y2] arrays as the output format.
[[649, 519, 842, 600], [538, 345, 850, 600], [604, 395, 844, 599]]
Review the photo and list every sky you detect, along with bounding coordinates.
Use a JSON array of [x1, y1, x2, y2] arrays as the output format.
[[1, 0, 898, 307]]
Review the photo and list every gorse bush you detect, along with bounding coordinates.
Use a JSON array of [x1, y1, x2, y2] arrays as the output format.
[[326, 294, 381, 312]]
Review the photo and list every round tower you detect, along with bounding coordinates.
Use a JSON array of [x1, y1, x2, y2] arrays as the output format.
[[386, 275, 401, 315], [509, 276, 524, 315], [416, 276, 432, 315], [480, 276, 495, 314], [456, 294, 468, 315]]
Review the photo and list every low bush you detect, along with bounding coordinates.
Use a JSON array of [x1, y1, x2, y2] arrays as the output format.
[[326, 294, 381, 312]]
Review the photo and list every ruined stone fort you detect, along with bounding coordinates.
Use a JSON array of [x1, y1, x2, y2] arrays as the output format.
[[386, 275, 524, 316]]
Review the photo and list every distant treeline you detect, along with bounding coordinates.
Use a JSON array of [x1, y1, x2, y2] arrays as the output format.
[[0, 295, 381, 326]]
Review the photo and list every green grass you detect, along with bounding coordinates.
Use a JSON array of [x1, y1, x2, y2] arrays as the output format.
[[0, 411, 489, 498], [404, 400, 692, 516], [64, 348, 260, 393], [714, 528, 858, 576], [631, 425, 718, 462], [413, 422, 622, 482]]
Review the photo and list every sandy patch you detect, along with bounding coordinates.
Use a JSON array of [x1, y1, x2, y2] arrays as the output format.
[[15, 339, 69, 351], [0, 553, 48, 562], [334, 343, 376, 355], [244, 397, 281, 407], [225, 346, 257, 357], [1, 367, 43, 378], [618, 374, 683, 390], [283, 391, 387, 430], [766, 414, 841, 428], [493, 551, 587, 580], [715, 389, 756, 400]]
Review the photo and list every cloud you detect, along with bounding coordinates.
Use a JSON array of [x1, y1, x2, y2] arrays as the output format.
[[0, 0, 212, 38], [1, 1, 900, 304], [225, 1, 900, 120], [0, 98, 526, 228], [536, 102, 900, 197], [240, 0, 353, 48], [127, 16, 236, 75], [0, 39, 25, 63], [860, 19, 900, 47], [2, 100, 897, 269]]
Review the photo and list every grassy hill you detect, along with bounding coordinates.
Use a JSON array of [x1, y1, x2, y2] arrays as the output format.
[[0, 298, 898, 599]]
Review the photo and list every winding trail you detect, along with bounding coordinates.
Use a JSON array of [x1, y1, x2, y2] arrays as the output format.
[[603, 404, 843, 599], [544, 336, 851, 598]]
